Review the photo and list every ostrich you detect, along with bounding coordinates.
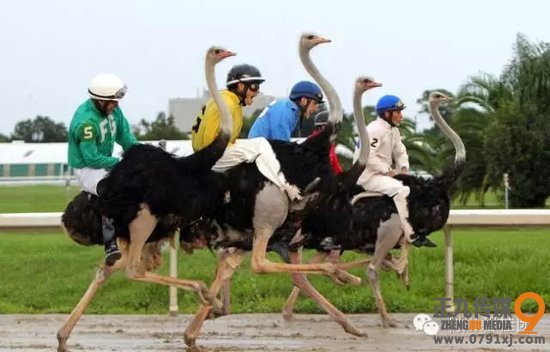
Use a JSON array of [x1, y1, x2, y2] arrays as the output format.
[[183, 33, 369, 279], [281, 91, 462, 330], [180, 34, 375, 351], [56, 46, 236, 352]]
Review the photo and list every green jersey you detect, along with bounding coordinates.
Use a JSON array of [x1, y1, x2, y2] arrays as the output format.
[[68, 99, 138, 169]]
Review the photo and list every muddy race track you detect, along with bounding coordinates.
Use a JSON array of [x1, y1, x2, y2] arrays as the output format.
[[1, 313, 549, 351]]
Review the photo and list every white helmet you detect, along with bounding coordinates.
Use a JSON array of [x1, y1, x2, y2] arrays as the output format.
[[88, 73, 127, 101]]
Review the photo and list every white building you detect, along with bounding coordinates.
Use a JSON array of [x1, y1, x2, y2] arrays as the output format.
[[0, 140, 193, 182]]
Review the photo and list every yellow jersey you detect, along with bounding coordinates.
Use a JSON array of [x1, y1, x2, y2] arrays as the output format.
[[191, 90, 243, 152]]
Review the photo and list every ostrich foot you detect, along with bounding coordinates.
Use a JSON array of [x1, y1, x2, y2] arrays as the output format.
[[207, 304, 228, 320], [331, 269, 361, 285], [56, 338, 67, 352], [382, 316, 402, 328], [344, 324, 368, 338], [282, 310, 295, 322], [186, 345, 204, 352]]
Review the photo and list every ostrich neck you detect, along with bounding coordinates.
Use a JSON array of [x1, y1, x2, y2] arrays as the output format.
[[205, 59, 231, 137], [353, 88, 369, 165], [299, 46, 342, 123], [429, 101, 465, 164]]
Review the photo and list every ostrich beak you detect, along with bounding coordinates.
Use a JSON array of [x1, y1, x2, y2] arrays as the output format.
[[315, 36, 331, 44], [360, 77, 382, 88], [431, 92, 452, 102], [222, 51, 237, 58]]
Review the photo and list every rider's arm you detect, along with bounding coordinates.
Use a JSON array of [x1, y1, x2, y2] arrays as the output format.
[[392, 130, 409, 172], [114, 110, 138, 151]]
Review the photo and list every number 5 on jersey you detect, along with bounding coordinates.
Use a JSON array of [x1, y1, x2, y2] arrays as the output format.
[[81, 124, 94, 141]]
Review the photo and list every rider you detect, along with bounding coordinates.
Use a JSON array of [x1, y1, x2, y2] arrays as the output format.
[[355, 95, 416, 245], [192, 64, 263, 150], [191, 64, 302, 200], [309, 109, 343, 174], [68, 73, 138, 265], [248, 80, 323, 140]]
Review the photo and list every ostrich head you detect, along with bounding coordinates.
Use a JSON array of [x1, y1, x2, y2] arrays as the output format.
[[206, 46, 236, 65], [300, 33, 331, 51], [429, 91, 452, 106], [355, 76, 382, 93]]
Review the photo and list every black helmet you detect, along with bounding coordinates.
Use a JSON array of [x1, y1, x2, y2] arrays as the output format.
[[314, 110, 329, 126], [226, 64, 265, 87]]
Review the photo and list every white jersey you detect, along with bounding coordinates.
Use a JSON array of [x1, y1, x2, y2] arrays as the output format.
[[354, 117, 409, 186]]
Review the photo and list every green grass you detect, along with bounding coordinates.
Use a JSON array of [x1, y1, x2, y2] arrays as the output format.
[[0, 184, 545, 212], [0, 185, 80, 213], [0, 185, 548, 315], [452, 190, 502, 208], [0, 229, 548, 314], [452, 190, 550, 208]]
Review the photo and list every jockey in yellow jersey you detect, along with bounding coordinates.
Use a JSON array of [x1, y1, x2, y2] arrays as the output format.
[[191, 64, 302, 200], [191, 89, 243, 151]]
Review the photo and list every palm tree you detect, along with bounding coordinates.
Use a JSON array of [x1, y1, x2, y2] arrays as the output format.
[[399, 119, 441, 174], [454, 34, 550, 207], [450, 107, 493, 205], [487, 34, 550, 207], [450, 69, 515, 206], [502, 33, 550, 112], [456, 73, 511, 112]]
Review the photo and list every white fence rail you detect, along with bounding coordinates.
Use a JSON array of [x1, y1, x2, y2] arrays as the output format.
[[1, 210, 550, 314], [441, 209, 550, 312], [0, 212, 63, 228]]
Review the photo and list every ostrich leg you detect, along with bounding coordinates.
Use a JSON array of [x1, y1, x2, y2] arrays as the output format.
[[366, 215, 404, 328], [184, 249, 246, 352], [123, 205, 216, 306], [284, 250, 368, 337], [282, 250, 328, 320], [57, 266, 113, 352], [282, 252, 372, 320]]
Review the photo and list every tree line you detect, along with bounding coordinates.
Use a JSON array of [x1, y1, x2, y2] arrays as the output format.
[[0, 112, 187, 143], [1, 34, 548, 207]]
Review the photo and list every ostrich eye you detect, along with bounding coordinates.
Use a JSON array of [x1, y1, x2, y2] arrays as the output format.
[[214, 49, 222, 54], [363, 79, 371, 83], [306, 34, 315, 40]]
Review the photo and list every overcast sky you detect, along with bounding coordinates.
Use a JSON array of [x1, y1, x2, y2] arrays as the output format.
[[1, 0, 549, 135]]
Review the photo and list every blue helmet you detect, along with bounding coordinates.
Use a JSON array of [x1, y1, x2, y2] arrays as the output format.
[[376, 95, 406, 114], [289, 81, 324, 103]]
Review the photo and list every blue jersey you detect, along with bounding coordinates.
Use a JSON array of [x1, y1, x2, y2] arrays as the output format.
[[248, 99, 300, 141]]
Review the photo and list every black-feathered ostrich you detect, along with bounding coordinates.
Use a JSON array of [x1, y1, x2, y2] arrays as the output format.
[[281, 91, 462, 333], [56, 46, 236, 352], [180, 34, 377, 351]]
